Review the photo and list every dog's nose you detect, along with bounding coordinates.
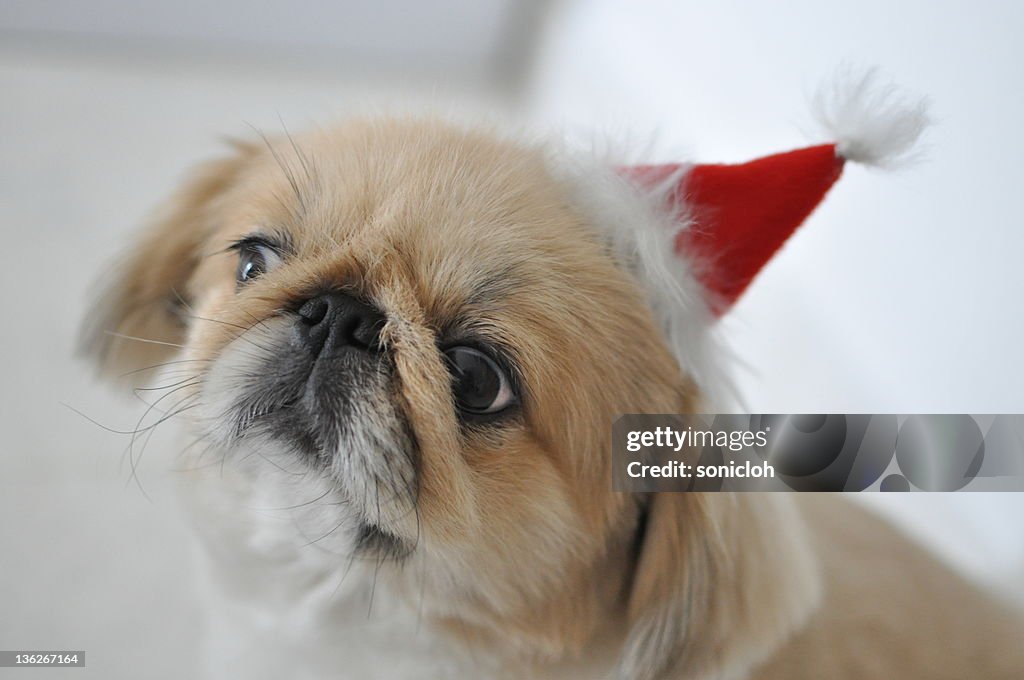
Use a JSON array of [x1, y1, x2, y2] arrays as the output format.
[[296, 292, 384, 356]]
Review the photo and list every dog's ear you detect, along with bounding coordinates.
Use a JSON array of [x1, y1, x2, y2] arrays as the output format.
[[619, 493, 822, 680], [79, 141, 258, 378]]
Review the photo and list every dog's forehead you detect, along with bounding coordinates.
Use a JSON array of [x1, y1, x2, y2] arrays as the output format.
[[240, 120, 602, 317], [294, 120, 565, 238]]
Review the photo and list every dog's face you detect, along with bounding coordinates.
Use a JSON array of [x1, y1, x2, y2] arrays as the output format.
[[83, 119, 818, 679]]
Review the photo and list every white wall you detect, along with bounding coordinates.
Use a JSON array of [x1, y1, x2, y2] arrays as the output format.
[[0, 0, 530, 82], [528, 0, 1024, 413]]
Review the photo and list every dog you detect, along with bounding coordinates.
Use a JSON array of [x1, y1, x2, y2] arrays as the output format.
[[80, 110, 1024, 679]]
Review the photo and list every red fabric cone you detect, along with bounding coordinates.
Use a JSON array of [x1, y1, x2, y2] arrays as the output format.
[[682, 144, 844, 312], [623, 144, 845, 315]]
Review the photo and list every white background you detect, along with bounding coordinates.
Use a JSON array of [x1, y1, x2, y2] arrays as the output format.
[[1, 2, 1022, 677]]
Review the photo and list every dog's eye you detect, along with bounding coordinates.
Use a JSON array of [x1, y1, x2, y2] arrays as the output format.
[[444, 347, 516, 415], [233, 239, 283, 284]]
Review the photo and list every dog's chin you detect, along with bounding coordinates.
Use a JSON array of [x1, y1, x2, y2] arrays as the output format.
[[193, 315, 420, 556]]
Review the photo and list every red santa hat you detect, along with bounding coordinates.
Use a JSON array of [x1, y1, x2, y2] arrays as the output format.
[[620, 70, 929, 316]]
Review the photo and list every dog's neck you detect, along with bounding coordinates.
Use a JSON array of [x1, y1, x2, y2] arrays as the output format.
[[179, 449, 643, 680], [180, 441, 822, 680]]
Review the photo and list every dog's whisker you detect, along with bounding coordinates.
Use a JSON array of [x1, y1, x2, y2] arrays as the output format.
[[254, 486, 335, 512], [124, 390, 200, 493], [181, 313, 278, 353], [300, 511, 351, 549], [133, 374, 201, 393], [130, 395, 197, 490], [124, 385, 200, 469], [118, 358, 213, 379], [103, 330, 185, 348]]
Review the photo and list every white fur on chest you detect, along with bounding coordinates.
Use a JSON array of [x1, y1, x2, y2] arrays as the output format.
[[182, 460, 466, 680], [179, 454, 617, 680]]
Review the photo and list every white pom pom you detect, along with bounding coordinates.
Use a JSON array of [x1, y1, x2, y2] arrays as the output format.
[[813, 67, 931, 168]]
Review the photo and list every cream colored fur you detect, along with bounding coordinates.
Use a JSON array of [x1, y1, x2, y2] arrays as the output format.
[[81, 118, 1022, 679]]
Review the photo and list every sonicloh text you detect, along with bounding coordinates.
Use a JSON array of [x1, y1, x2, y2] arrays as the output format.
[[627, 459, 775, 479]]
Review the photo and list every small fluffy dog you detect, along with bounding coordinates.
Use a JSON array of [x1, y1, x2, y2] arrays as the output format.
[[82, 88, 1024, 678]]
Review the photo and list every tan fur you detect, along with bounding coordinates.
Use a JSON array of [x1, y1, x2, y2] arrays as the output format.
[[755, 496, 1024, 680], [82, 118, 1024, 679]]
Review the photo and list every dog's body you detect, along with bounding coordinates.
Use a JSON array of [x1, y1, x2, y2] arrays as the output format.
[[187, 464, 1024, 679], [760, 496, 1024, 680], [83, 116, 1024, 679]]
